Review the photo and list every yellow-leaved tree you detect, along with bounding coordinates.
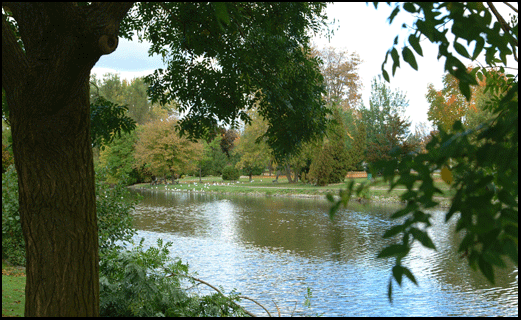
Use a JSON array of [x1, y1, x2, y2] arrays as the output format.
[[134, 118, 202, 181]]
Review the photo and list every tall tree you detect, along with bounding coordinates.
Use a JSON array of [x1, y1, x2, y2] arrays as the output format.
[[2, 2, 330, 316], [308, 108, 352, 185], [2, 3, 134, 316], [133, 118, 202, 180], [314, 46, 363, 110], [360, 76, 412, 164]]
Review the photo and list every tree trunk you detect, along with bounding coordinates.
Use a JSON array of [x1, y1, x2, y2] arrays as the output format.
[[2, 3, 134, 316], [285, 163, 294, 183], [11, 80, 99, 316]]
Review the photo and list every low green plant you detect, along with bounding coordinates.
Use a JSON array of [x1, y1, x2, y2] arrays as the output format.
[[222, 165, 240, 181], [99, 238, 248, 317], [96, 177, 139, 257], [2, 165, 24, 266]]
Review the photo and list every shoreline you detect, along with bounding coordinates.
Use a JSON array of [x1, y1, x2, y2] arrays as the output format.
[[128, 183, 452, 208]]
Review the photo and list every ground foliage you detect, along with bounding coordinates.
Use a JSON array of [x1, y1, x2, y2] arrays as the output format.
[[329, 2, 518, 302], [99, 238, 248, 317]]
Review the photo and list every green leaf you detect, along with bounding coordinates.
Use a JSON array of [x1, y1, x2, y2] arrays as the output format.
[[388, 6, 400, 23], [410, 227, 436, 250], [213, 3, 230, 25], [497, 190, 517, 207], [402, 266, 418, 285], [402, 47, 418, 70], [403, 3, 417, 13], [377, 244, 409, 259], [388, 278, 393, 303], [478, 255, 495, 284], [392, 265, 404, 285], [408, 34, 423, 56], [503, 238, 518, 266], [382, 69, 390, 82], [458, 81, 472, 101], [453, 41, 470, 58], [329, 201, 341, 220], [383, 224, 406, 238], [391, 48, 400, 76]]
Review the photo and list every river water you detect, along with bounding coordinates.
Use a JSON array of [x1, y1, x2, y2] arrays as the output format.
[[127, 189, 518, 316]]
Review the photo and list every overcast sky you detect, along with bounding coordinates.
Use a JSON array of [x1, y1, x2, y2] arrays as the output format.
[[92, 2, 517, 129]]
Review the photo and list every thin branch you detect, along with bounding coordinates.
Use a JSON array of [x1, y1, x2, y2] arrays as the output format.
[[272, 300, 281, 317], [487, 2, 518, 47], [167, 272, 272, 317]]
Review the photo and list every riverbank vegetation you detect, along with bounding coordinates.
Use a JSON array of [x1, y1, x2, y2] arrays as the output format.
[[130, 173, 454, 206]]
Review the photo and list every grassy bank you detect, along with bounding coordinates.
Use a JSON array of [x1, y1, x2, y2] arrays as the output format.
[[130, 174, 454, 207], [2, 261, 25, 317]]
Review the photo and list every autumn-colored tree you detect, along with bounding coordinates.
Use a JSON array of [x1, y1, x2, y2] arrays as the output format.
[[314, 46, 363, 110], [219, 128, 239, 158], [426, 66, 498, 131], [134, 118, 202, 180]]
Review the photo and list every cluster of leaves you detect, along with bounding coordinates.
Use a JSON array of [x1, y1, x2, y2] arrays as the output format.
[[99, 238, 247, 317], [120, 2, 330, 161], [96, 173, 139, 257], [90, 95, 137, 150], [330, 2, 518, 302]]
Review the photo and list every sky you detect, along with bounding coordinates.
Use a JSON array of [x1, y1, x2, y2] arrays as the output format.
[[92, 2, 517, 129]]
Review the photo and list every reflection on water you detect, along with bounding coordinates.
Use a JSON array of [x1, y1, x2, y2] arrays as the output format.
[[127, 190, 518, 316]]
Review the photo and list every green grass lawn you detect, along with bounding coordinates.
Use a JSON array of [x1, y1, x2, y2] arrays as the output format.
[[2, 261, 25, 317], [131, 173, 454, 204]]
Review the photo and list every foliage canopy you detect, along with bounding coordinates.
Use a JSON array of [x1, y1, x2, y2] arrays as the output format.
[[119, 2, 330, 160]]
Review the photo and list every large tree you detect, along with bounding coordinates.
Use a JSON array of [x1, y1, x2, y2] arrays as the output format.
[[314, 46, 363, 110], [360, 76, 412, 165], [133, 118, 202, 180], [2, 2, 330, 316]]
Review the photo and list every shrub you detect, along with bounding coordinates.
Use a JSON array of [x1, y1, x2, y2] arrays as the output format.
[[222, 165, 240, 181], [99, 238, 247, 317], [2, 165, 25, 266]]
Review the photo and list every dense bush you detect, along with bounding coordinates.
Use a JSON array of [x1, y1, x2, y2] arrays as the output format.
[[2, 165, 25, 266], [222, 165, 240, 181], [96, 178, 138, 256]]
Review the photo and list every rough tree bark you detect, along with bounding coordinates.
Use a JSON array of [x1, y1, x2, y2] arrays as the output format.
[[2, 2, 134, 316]]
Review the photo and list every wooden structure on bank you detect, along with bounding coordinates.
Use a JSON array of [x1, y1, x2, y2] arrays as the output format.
[[345, 171, 368, 179]]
